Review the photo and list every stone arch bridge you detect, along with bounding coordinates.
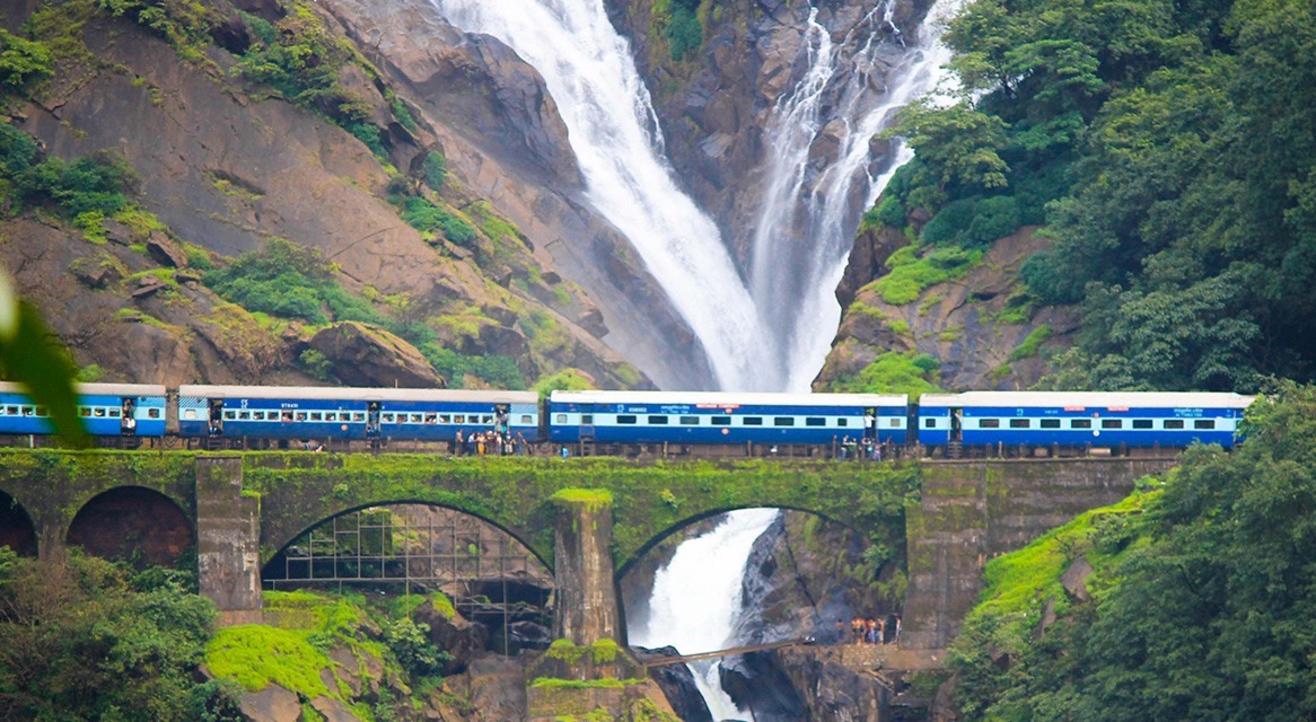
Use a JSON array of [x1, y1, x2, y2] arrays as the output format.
[[0, 449, 1174, 651]]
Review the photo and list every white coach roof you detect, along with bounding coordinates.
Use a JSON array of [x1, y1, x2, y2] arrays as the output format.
[[180, 385, 537, 404], [0, 382, 167, 396], [551, 390, 907, 407], [919, 391, 1255, 408]]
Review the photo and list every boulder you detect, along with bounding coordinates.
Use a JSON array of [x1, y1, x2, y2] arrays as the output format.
[[637, 646, 714, 722], [309, 696, 359, 722], [73, 259, 122, 289], [145, 231, 188, 268], [415, 602, 488, 675], [237, 685, 301, 722], [1060, 557, 1093, 602], [308, 322, 445, 388]]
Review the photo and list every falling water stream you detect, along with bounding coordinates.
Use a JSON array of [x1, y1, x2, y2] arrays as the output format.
[[431, 0, 962, 716]]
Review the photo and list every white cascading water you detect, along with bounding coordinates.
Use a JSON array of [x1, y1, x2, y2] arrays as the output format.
[[431, 0, 763, 391], [431, 0, 963, 716], [628, 509, 781, 722], [751, 0, 967, 390]]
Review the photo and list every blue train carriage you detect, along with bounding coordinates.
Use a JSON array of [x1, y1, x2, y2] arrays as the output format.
[[0, 382, 166, 437], [916, 391, 1255, 450], [178, 385, 540, 442], [546, 390, 909, 445]]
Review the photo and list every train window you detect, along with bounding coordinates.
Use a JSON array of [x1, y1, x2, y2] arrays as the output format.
[[1194, 419, 1216, 430], [238, 411, 251, 420], [224, 410, 236, 420], [411, 414, 424, 423], [520, 414, 533, 424], [1040, 419, 1061, 429], [425, 414, 437, 424], [1009, 419, 1030, 429], [581, 414, 594, 424], [555, 414, 568, 424], [353, 413, 365, 422], [37, 407, 48, 416], [22, 407, 33, 416], [79, 407, 91, 417], [837, 418, 848, 427], [295, 412, 307, 421], [773, 417, 795, 427], [1132, 419, 1153, 429], [711, 416, 731, 426], [109, 408, 120, 418], [743, 417, 764, 426], [924, 418, 936, 428], [438, 414, 451, 424], [327, 412, 340, 422], [649, 415, 669, 425], [282, 411, 294, 422], [807, 417, 826, 427], [382, 413, 395, 423], [250, 411, 263, 420], [1164, 419, 1185, 429], [888, 418, 901, 427], [617, 415, 637, 424], [4, 406, 15, 415], [453, 415, 465, 424], [979, 419, 1000, 428], [1071, 419, 1092, 429], [309, 412, 322, 421], [482, 415, 494, 424], [680, 416, 700, 425], [1101, 419, 1123, 429]]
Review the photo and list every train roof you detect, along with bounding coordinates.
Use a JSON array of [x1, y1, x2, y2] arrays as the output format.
[[918, 391, 1255, 409], [179, 385, 538, 404], [0, 382, 167, 397], [549, 390, 908, 407]]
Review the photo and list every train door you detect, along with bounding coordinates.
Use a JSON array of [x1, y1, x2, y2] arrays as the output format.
[[951, 407, 964, 442], [366, 402, 381, 438], [119, 398, 137, 436], [864, 408, 877, 441], [208, 399, 224, 436], [494, 404, 510, 435]]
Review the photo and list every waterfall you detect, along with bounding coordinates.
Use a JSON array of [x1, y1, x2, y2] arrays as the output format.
[[749, 0, 966, 390], [628, 509, 781, 722], [431, 0, 763, 391]]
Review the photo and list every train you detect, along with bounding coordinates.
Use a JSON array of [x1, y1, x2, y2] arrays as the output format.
[[0, 382, 1255, 455]]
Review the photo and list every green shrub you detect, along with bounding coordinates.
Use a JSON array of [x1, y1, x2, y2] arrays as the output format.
[[382, 617, 448, 678], [870, 245, 982, 305], [1008, 324, 1053, 361], [533, 368, 595, 397], [347, 122, 386, 158], [663, 2, 703, 61], [871, 195, 907, 229], [10, 150, 136, 218], [421, 151, 446, 191], [389, 95, 417, 134], [421, 345, 526, 389], [921, 195, 1021, 249], [298, 349, 334, 381], [399, 196, 476, 246], [830, 351, 942, 396], [0, 29, 53, 93]]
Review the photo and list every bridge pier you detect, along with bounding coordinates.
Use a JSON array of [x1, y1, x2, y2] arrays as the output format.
[[196, 457, 262, 625], [550, 490, 620, 644]]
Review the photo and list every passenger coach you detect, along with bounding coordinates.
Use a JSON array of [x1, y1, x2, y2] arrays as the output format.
[[179, 385, 539, 441], [547, 390, 908, 445], [917, 391, 1254, 450], [0, 382, 166, 437]]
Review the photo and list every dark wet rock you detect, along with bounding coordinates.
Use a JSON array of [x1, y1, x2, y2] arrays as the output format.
[[636, 646, 714, 722], [145, 231, 188, 268]]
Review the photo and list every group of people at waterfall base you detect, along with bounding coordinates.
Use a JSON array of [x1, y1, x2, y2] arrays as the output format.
[[840, 615, 900, 645]]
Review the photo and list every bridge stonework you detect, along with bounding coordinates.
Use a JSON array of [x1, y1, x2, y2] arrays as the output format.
[[900, 458, 1177, 653], [0, 450, 1174, 648]]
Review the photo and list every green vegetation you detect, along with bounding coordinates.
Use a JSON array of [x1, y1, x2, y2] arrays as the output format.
[[881, 0, 1316, 391], [0, 551, 243, 721], [868, 244, 982, 305], [0, 29, 53, 93], [234, 4, 387, 155], [398, 196, 476, 246], [533, 368, 595, 397], [529, 676, 645, 690], [550, 487, 614, 510], [96, 0, 216, 61], [951, 384, 1316, 721], [1007, 324, 1052, 362], [828, 351, 942, 396], [298, 348, 334, 381], [202, 237, 380, 326], [651, 0, 707, 62], [423, 346, 526, 390], [421, 151, 447, 191], [0, 124, 136, 219]]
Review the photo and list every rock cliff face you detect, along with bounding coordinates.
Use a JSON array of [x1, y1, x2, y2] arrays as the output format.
[[1, 0, 700, 389], [815, 225, 1079, 391]]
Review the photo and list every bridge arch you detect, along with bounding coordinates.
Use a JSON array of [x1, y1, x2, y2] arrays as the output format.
[[66, 486, 194, 566], [0, 489, 37, 556], [264, 499, 554, 576]]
